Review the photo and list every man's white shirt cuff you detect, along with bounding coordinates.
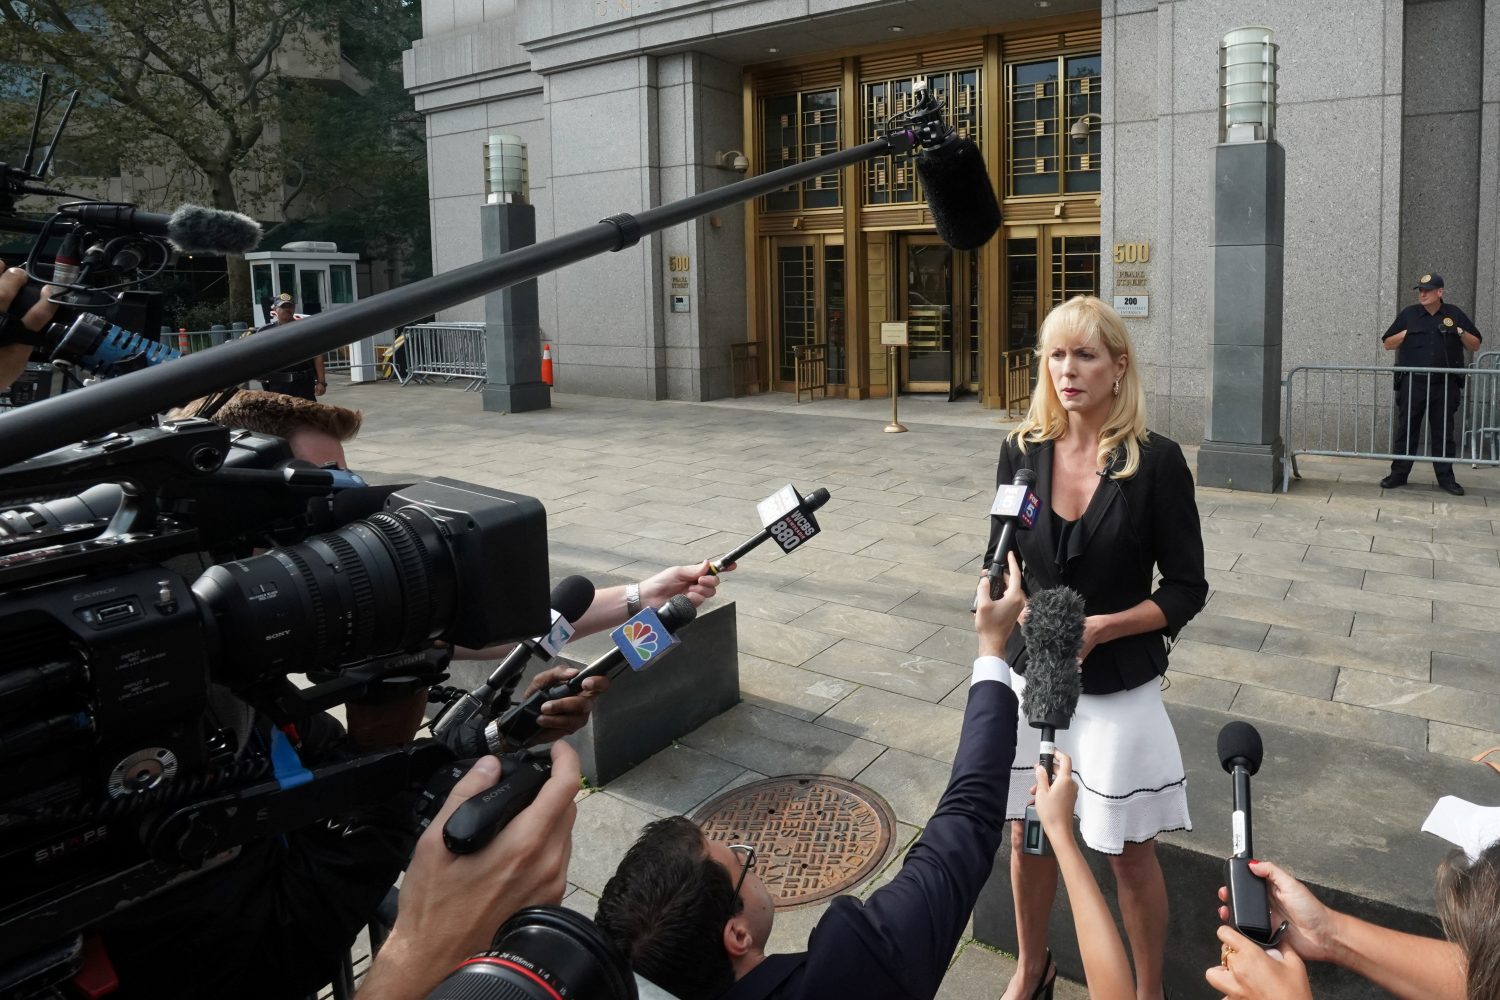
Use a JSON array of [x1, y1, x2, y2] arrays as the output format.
[[971, 655, 1012, 688]]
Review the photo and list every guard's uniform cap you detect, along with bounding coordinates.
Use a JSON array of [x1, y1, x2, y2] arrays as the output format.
[[1414, 272, 1445, 291]]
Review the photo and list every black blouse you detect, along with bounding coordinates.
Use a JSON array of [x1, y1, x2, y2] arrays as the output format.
[[981, 432, 1209, 695]]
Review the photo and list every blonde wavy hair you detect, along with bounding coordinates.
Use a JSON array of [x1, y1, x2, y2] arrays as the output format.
[[1010, 295, 1149, 479]]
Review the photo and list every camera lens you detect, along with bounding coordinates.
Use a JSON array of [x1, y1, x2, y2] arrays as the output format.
[[425, 906, 636, 1000], [191, 505, 459, 682]]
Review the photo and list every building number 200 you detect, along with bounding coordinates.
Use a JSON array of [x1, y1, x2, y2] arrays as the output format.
[[1113, 242, 1150, 263]]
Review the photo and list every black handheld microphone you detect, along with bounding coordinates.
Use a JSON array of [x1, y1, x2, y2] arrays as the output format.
[[1019, 587, 1085, 856], [709, 487, 831, 573], [433, 575, 597, 751], [1218, 721, 1279, 945], [62, 203, 263, 255], [495, 594, 698, 749], [987, 469, 1039, 599], [913, 128, 1002, 251]]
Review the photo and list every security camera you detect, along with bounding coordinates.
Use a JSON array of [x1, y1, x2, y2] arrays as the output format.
[[716, 150, 750, 173]]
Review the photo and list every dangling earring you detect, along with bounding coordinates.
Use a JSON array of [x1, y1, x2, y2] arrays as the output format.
[[1112, 377, 1121, 397]]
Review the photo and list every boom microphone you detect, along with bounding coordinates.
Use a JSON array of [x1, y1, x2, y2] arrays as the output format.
[[1218, 721, 1280, 945], [62, 203, 262, 255], [914, 134, 1002, 251]]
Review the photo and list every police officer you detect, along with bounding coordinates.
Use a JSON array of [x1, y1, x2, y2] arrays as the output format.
[[1380, 272, 1482, 495], [255, 292, 326, 400]]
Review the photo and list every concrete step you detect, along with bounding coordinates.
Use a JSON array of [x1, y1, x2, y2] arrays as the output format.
[[972, 700, 1499, 1000]]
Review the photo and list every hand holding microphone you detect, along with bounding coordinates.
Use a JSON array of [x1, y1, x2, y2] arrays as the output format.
[[1218, 721, 1288, 947], [1019, 586, 1085, 856], [986, 469, 1038, 599]]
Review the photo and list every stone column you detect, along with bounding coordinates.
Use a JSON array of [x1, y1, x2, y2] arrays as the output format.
[[479, 201, 550, 413], [1198, 140, 1285, 491]]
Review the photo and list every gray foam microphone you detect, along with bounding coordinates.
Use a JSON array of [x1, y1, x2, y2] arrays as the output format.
[[1019, 585, 1084, 857], [1020, 585, 1086, 773], [65, 202, 262, 254]]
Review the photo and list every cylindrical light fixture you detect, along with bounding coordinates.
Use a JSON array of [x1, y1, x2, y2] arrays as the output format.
[[1218, 27, 1278, 143], [485, 133, 529, 204]]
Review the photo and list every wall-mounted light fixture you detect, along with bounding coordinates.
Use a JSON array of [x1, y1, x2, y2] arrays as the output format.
[[484, 133, 528, 204], [715, 150, 750, 173], [1219, 27, 1278, 142]]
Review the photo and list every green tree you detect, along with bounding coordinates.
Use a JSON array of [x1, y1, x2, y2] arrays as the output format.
[[0, 0, 429, 313], [274, 3, 430, 283]]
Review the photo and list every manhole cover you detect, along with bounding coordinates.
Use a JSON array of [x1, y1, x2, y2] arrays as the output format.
[[690, 775, 897, 909]]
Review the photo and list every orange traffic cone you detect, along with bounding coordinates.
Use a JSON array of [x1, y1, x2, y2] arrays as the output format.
[[541, 343, 554, 386], [177, 328, 190, 353]]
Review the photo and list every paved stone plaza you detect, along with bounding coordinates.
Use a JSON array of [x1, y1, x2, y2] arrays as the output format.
[[327, 377, 1500, 997]]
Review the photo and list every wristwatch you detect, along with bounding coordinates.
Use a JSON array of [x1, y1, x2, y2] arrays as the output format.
[[625, 583, 642, 616], [315, 380, 327, 387]]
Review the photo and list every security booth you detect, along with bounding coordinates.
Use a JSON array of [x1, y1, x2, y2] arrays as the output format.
[[245, 241, 378, 383]]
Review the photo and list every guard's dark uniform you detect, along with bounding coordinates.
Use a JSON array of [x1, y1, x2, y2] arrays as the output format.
[[1381, 299, 1481, 483], [254, 319, 318, 400]]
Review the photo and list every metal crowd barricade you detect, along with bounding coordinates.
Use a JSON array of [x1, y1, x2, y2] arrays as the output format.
[[396, 322, 487, 390], [1281, 363, 1500, 491], [1467, 351, 1500, 467]]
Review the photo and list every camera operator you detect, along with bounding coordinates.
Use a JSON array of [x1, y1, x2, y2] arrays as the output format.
[[352, 742, 582, 1000], [588, 555, 1024, 1000], [0, 263, 60, 392]]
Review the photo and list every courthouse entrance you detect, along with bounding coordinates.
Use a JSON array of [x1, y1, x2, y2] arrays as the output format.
[[898, 235, 978, 399], [743, 19, 1104, 408]]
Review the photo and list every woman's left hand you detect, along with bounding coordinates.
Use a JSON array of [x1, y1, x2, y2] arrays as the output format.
[[1077, 615, 1112, 663]]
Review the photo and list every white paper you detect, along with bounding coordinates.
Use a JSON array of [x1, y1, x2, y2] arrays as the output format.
[[757, 484, 800, 528], [1421, 795, 1500, 862]]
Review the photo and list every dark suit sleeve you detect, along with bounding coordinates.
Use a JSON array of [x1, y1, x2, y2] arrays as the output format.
[[1146, 439, 1208, 637], [1382, 307, 1407, 341], [981, 440, 1017, 567], [793, 680, 1019, 1000]]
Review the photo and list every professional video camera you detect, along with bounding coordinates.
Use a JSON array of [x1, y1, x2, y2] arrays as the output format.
[[0, 412, 553, 989]]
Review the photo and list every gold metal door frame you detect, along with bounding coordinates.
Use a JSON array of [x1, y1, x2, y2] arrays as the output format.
[[768, 235, 844, 394], [1001, 222, 1099, 353], [896, 235, 973, 394]]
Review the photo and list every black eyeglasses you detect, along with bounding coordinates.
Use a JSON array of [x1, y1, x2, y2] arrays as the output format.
[[728, 843, 756, 895]]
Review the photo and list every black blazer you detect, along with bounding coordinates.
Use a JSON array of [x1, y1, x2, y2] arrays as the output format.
[[982, 432, 1208, 695], [722, 680, 1019, 1000]]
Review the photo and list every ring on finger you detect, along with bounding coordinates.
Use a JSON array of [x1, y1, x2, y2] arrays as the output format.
[[1220, 943, 1235, 970]]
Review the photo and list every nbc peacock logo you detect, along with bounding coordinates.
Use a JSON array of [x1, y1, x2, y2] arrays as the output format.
[[623, 620, 659, 658]]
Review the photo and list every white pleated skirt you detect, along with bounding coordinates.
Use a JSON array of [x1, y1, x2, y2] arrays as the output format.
[[1005, 668, 1192, 855]]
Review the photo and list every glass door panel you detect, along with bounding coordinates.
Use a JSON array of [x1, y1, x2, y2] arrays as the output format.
[[299, 270, 325, 316], [1049, 234, 1101, 309], [902, 240, 954, 391], [824, 244, 846, 385], [774, 242, 815, 383], [1006, 232, 1041, 354]]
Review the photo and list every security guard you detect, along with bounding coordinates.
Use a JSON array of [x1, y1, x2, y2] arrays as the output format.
[[254, 292, 326, 400], [1380, 272, 1482, 495]]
